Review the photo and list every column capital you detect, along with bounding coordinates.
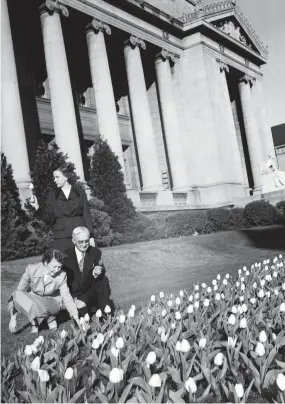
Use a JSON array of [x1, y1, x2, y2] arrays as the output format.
[[124, 35, 146, 50], [216, 59, 229, 73], [239, 74, 256, 87], [39, 0, 69, 17], [156, 49, 176, 63], [86, 18, 111, 35]]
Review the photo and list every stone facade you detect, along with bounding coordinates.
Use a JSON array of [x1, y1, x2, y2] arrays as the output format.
[[1, 0, 279, 209]]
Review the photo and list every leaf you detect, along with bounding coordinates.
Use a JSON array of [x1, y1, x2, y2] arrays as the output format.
[[129, 377, 151, 396], [95, 389, 109, 403], [98, 363, 111, 378], [169, 389, 185, 403], [196, 384, 211, 403], [239, 352, 261, 394], [276, 360, 285, 369], [119, 380, 134, 403], [135, 388, 147, 403], [69, 387, 86, 403], [263, 369, 281, 390], [168, 366, 182, 384]]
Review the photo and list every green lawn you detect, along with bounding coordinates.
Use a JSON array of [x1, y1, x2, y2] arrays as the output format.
[[1, 230, 284, 358]]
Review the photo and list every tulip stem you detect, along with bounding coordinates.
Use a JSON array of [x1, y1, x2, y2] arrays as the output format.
[[115, 385, 118, 403]]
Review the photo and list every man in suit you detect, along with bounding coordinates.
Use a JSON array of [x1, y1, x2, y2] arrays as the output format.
[[63, 226, 114, 316]]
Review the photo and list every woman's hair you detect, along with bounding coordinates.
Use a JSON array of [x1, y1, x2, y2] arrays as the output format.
[[54, 164, 77, 184], [42, 249, 67, 265]]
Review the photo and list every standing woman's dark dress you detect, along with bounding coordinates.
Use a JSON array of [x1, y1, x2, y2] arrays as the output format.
[[41, 185, 94, 252]]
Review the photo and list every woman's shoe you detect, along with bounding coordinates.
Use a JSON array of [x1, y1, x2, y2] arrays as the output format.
[[31, 325, 39, 334], [47, 319, 58, 330]]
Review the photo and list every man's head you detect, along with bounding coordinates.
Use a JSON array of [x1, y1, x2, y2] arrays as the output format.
[[72, 227, 90, 252]]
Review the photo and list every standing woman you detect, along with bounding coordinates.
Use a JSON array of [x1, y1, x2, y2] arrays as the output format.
[[29, 164, 95, 252]]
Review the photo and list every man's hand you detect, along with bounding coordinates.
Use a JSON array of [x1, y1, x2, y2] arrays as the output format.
[[92, 266, 102, 279], [89, 238, 95, 247], [9, 314, 17, 333], [28, 195, 39, 210]]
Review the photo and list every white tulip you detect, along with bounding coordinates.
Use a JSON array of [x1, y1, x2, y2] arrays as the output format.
[[236, 282, 240, 288], [266, 291, 271, 298], [31, 356, 40, 371], [38, 369, 50, 383], [214, 352, 224, 366], [131, 305, 136, 311], [201, 283, 206, 288], [84, 313, 90, 323], [111, 346, 119, 358], [187, 305, 194, 314], [34, 336, 44, 346], [265, 265, 269, 271], [273, 271, 278, 278], [239, 318, 247, 329], [24, 345, 33, 356], [60, 330, 68, 339], [188, 295, 193, 302], [241, 304, 247, 313], [185, 377, 197, 393], [255, 342, 265, 357], [176, 297, 181, 305], [240, 277, 245, 282], [179, 290, 184, 297], [279, 254, 283, 259], [171, 322, 176, 329], [159, 291, 165, 298], [109, 368, 124, 384], [92, 339, 100, 350], [259, 330, 267, 343], [239, 296, 244, 302], [128, 309, 135, 318], [241, 283, 245, 291], [157, 326, 165, 336], [175, 311, 181, 320], [212, 279, 217, 286], [238, 269, 242, 275], [146, 351, 156, 365], [228, 314, 236, 326], [167, 300, 173, 307], [104, 305, 111, 313], [161, 309, 167, 318], [147, 309, 152, 315], [180, 339, 191, 353], [119, 314, 126, 323], [253, 282, 257, 289], [221, 293, 225, 299], [228, 336, 236, 348], [175, 341, 181, 351], [97, 333, 104, 344], [148, 374, 162, 388], [276, 373, 285, 392], [96, 309, 102, 318], [64, 367, 74, 380], [194, 293, 199, 299], [116, 337, 124, 349], [217, 274, 221, 280], [161, 332, 168, 343], [214, 285, 218, 291], [250, 298, 256, 305], [226, 273, 230, 279], [258, 290, 265, 299], [265, 274, 272, 282], [203, 299, 210, 307], [207, 287, 212, 294], [245, 271, 250, 276], [29, 183, 34, 190], [199, 337, 206, 349], [260, 279, 265, 287], [195, 285, 199, 291], [223, 279, 227, 286], [31, 344, 38, 354], [151, 295, 156, 302], [232, 306, 238, 314], [280, 303, 285, 312], [272, 333, 277, 342], [237, 305, 243, 314], [235, 383, 244, 398], [194, 301, 199, 309]]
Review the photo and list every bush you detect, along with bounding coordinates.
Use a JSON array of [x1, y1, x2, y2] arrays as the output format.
[[89, 137, 136, 231], [244, 200, 276, 227], [165, 211, 208, 237], [206, 208, 234, 232], [89, 197, 114, 247], [276, 201, 285, 224]]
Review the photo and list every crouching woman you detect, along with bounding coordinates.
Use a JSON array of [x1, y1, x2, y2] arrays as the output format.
[[8, 249, 83, 334]]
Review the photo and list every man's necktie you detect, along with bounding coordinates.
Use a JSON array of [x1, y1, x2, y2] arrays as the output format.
[[79, 253, 85, 273]]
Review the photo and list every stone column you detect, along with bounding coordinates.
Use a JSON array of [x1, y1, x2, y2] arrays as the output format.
[[124, 36, 162, 191], [40, 0, 85, 180], [1, 0, 31, 198], [86, 19, 125, 172], [238, 75, 262, 192], [155, 51, 189, 191]]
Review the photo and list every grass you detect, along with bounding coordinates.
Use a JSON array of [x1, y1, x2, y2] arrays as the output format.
[[1, 229, 285, 358]]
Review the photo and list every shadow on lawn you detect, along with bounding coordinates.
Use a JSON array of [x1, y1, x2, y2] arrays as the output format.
[[240, 225, 285, 250]]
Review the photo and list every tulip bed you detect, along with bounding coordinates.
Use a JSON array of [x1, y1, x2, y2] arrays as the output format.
[[1, 255, 285, 403]]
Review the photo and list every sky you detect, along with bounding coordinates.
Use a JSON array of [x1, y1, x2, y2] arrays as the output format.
[[203, 0, 285, 127]]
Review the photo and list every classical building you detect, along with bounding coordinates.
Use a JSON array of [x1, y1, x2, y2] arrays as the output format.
[[2, 0, 281, 210], [272, 123, 285, 171]]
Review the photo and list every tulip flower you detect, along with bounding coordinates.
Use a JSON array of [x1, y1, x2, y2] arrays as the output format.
[[201, 283, 206, 288], [221, 293, 225, 299], [171, 322, 176, 329], [272, 333, 277, 342], [131, 305, 136, 311], [188, 295, 193, 302], [237, 305, 243, 314], [185, 377, 197, 393], [212, 279, 217, 286], [194, 285, 199, 291], [207, 287, 212, 293], [228, 314, 236, 326], [31, 356, 40, 371], [175, 297, 181, 305], [149, 374, 162, 388], [250, 297, 256, 305], [84, 313, 90, 323], [239, 318, 247, 329], [245, 270, 250, 276], [194, 301, 199, 309], [236, 282, 240, 288], [161, 332, 168, 343], [258, 290, 265, 299], [238, 269, 242, 275], [241, 304, 247, 312], [157, 326, 165, 335], [150, 295, 155, 302], [222, 279, 227, 286], [199, 337, 206, 349], [128, 309, 135, 318], [29, 183, 34, 190], [239, 296, 244, 302], [119, 314, 126, 323], [276, 373, 285, 391], [159, 291, 165, 298], [147, 309, 152, 315], [180, 339, 191, 353], [280, 303, 285, 312], [104, 305, 111, 313], [214, 352, 224, 366], [226, 273, 229, 279], [235, 383, 244, 398], [214, 285, 218, 291], [203, 299, 210, 307], [265, 274, 272, 282], [64, 367, 74, 380], [217, 274, 221, 280], [146, 351, 156, 365], [240, 277, 245, 282], [109, 368, 124, 384], [255, 342, 265, 357], [228, 336, 236, 348], [116, 337, 124, 349], [161, 309, 167, 318], [60, 329, 68, 339], [97, 333, 104, 344], [38, 369, 50, 383], [111, 346, 119, 358], [231, 306, 238, 314], [96, 309, 102, 318], [167, 300, 173, 307], [34, 336, 44, 346], [259, 330, 267, 343], [194, 293, 199, 299], [175, 311, 181, 320], [260, 279, 265, 287], [92, 339, 100, 350], [31, 344, 38, 354], [253, 282, 257, 289], [241, 283, 245, 291], [273, 271, 278, 278], [24, 345, 33, 356], [187, 304, 194, 314], [175, 341, 181, 351], [179, 290, 184, 297]]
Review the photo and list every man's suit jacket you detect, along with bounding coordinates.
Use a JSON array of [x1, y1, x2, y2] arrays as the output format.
[[63, 246, 106, 299]]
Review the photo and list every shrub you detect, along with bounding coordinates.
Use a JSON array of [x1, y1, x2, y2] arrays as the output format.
[[89, 137, 136, 231], [244, 200, 276, 227], [165, 210, 209, 237], [276, 201, 285, 224], [89, 197, 114, 247], [206, 208, 234, 232]]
